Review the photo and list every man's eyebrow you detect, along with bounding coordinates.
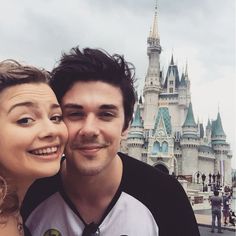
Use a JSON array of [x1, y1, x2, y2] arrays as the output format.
[[62, 104, 118, 110], [62, 104, 83, 109], [99, 104, 118, 110]]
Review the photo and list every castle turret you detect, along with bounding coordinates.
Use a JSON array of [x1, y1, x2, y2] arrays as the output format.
[[180, 102, 199, 176], [211, 112, 231, 186], [143, 0, 162, 129], [205, 119, 212, 145], [178, 62, 191, 108], [184, 62, 191, 103], [163, 54, 180, 94], [127, 105, 144, 161]]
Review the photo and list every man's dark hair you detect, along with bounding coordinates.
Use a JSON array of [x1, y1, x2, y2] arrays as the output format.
[[51, 46, 136, 130], [213, 190, 219, 196]]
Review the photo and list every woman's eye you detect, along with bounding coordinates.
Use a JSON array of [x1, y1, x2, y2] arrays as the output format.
[[51, 115, 63, 123], [17, 117, 34, 125]]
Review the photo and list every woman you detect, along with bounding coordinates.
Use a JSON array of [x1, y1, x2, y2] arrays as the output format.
[[0, 60, 68, 235]]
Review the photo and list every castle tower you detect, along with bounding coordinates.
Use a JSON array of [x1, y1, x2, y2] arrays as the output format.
[[211, 112, 231, 186], [143, 0, 162, 129], [127, 105, 144, 161], [178, 63, 191, 107], [180, 102, 199, 176], [205, 119, 212, 145]]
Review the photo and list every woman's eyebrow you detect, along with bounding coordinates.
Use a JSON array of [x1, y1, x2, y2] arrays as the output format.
[[8, 101, 36, 114], [8, 102, 61, 114]]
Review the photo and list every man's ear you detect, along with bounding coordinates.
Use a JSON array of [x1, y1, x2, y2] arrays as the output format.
[[121, 129, 128, 138]]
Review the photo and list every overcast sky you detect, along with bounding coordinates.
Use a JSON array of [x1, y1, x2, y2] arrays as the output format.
[[1, 0, 235, 168]]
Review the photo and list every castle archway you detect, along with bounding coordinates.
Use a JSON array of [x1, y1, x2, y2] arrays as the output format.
[[154, 163, 169, 174]]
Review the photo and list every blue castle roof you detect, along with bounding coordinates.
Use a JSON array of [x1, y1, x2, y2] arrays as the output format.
[[182, 102, 197, 127], [131, 105, 143, 128], [153, 107, 172, 135], [211, 112, 225, 137]]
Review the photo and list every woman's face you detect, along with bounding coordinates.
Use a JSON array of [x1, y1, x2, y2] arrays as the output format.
[[0, 83, 68, 180]]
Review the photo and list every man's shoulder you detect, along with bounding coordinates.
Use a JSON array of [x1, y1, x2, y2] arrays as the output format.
[[118, 152, 187, 205], [119, 152, 180, 189], [118, 153, 200, 235]]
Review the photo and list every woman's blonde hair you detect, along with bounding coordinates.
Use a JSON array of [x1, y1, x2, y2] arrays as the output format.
[[0, 59, 50, 93], [0, 59, 50, 223], [0, 176, 19, 223]]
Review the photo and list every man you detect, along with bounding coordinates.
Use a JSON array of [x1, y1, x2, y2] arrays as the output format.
[[21, 47, 200, 235], [210, 190, 223, 233]]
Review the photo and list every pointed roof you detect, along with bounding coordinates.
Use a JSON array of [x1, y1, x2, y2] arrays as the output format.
[[153, 107, 172, 135], [211, 112, 225, 137], [163, 54, 180, 89], [170, 54, 174, 65], [131, 105, 143, 128], [180, 72, 186, 86], [150, 0, 159, 39], [185, 61, 189, 79], [183, 102, 197, 127], [199, 123, 204, 138], [206, 119, 211, 129], [139, 96, 143, 104]]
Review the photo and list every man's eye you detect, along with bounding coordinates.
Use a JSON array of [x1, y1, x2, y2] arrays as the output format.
[[17, 117, 34, 125], [99, 112, 115, 120], [64, 111, 85, 120], [51, 115, 63, 123], [68, 112, 84, 117]]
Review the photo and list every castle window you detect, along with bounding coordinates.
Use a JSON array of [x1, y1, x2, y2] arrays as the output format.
[[169, 81, 174, 85], [162, 141, 168, 153], [152, 141, 160, 154], [169, 88, 173, 93]]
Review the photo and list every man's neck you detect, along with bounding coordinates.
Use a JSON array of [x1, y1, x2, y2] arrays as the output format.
[[61, 155, 123, 223]]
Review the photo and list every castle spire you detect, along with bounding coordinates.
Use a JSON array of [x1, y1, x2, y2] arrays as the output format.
[[182, 102, 197, 127], [185, 60, 189, 79], [212, 112, 226, 137], [143, 0, 162, 129], [150, 0, 159, 39], [170, 53, 174, 65], [131, 105, 143, 128]]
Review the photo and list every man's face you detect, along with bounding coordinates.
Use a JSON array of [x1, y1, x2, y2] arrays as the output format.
[[62, 81, 127, 176]]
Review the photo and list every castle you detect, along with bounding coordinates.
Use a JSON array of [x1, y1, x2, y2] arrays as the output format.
[[121, 2, 232, 187]]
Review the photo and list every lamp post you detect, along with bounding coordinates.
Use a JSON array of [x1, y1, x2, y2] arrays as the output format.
[[212, 173, 216, 191], [216, 172, 221, 189], [201, 173, 206, 192], [196, 172, 200, 184], [209, 173, 212, 184]]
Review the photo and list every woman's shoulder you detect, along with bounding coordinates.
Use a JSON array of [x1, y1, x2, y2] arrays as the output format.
[[0, 215, 23, 236]]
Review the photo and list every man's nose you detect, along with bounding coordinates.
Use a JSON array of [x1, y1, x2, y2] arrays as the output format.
[[79, 115, 100, 137]]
